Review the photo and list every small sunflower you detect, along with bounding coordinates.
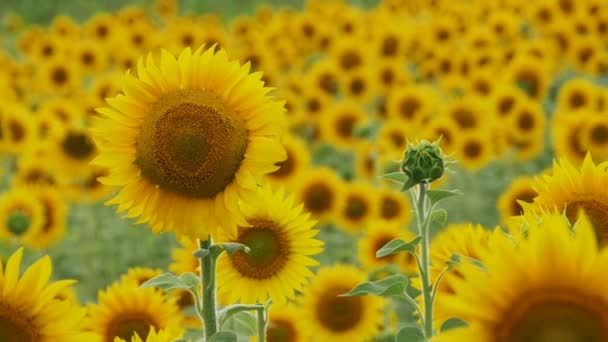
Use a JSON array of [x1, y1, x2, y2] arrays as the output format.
[[216, 186, 323, 305], [454, 131, 493, 171], [1, 104, 35, 155], [256, 305, 305, 342], [293, 167, 344, 223], [497, 176, 538, 224], [91, 47, 286, 238], [525, 154, 608, 246], [0, 187, 45, 247], [581, 115, 608, 161], [386, 85, 434, 127], [27, 186, 68, 249], [299, 265, 385, 341], [422, 117, 460, 155], [265, 134, 311, 188], [375, 186, 412, 227], [337, 182, 378, 234], [87, 281, 183, 342], [119, 267, 163, 287], [321, 101, 366, 149], [37, 58, 80, 95], [441, 214, 608, 342], [0, 248, 91, 341], [551, 113, 589, 165], [52, 126, 97, 178], [113, 327, 182, 342], [556, 78, 599, 114]]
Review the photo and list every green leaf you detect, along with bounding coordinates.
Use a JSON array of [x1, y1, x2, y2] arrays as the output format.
[[219, 242, 251, 256], [193, 248, 209, 258], [341, 274, 409, 298], [395, 326, 425, 342], [219, 303, 264, 328], [376, 236, 422, 258], [440, 318, 468, 332], [447, 253, 484, 270], [383, 172, 409, 184], [427, 189, 463, 206], [429, 209, 447, 231], [179, 272, 200, 290], [140, 273, 191, 291], [226, 311, 257, 336], [208, 331, 238, 342]]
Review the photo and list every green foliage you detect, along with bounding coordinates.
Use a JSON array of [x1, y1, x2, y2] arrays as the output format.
[[395, 326, 425, 342], [376, 236, 421, 258], [427, 189, 463, 207], [208, 331, 238, 342], [140, 272, 199, 292], [400, 141, 445, 190], [341, 274, 409, 299], [440, 318, 468, 332]]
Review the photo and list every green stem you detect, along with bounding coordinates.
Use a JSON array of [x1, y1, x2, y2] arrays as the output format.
[[415, 182, 434, 338], [199, 238, 218, 340], [257, 306, 266, 342]]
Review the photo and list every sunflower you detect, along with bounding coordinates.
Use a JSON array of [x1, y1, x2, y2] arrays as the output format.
[[337, 182, 378, 234], [85, 13, 118, 45], [87, 281, 183, 342], [119, 267, 163, 287], [0, 248, 90, 341], [1, 104, 35, 155], [497, 176, 538, 224], [442, 96, 486, 132], [551, 113, 589, 165], [91, 47, 286, 238], [386, 85, 434, 127], [569, 36, 603, 74], [374, 59, 409, 92], [75, 40, 108, 74], [37, 97, 82, 125], [454, 131, 493, 171], [375, 186, 412, 227], [27, 186, 68, 249], [422, 117, 460, 155], [265, 134, 311, 188], [64, 166, 115, 203], [340, 69, 377, 103], [299, 265, 385, 341], [377, 119, 417, 161], [50, 15, 79, 38], [259, 305, 305, 342], [330, 38, 369, 75], [440, 214, 608, 342], [0, 187, 45, 247], [490, 84, 526, 120], [321, 101, 366, 149], [52, 125, 97, 178], [556, 78, 599, 114], [358, 221, 418, 274], [354, 142, 377, 181], [13, 156, 59, 187], [113, 327, 182, 342], [37, 58, 80, 95], [293, 167, 344, 223], [507, 99, 545, 145], [525, 154, 608, 246], [428, 223, 493, 328], [504, 55, 549, 100], [216, 186, 323, 305], [581, 115, 608, 161]]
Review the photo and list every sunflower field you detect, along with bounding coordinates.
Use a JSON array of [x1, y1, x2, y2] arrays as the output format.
[[0, 0, 608, 341]]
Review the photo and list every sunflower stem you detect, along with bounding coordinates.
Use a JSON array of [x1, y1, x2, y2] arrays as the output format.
[[415, 182, 434, 339], [199, 237, 219, 340], [257, 305, 267, 342]]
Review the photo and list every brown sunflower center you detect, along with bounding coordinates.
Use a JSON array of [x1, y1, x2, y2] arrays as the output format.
[[515, 71, 540, 98], [176, 290, 194, 310], [0, 304, 40, 342], [509, 189, 537, 216], [399, 97, 421, 120], [231, 219, 289, 280], [62, 131, 95, 160], [137, 89, 248, 199], [339, 51, 361, 71], [496, 290, 608, 342], [590, 124, 608, 145], [565, 200, 608, 246], [344, 195, 368, 221], [319, 72, 338, 95], [266, 318, 297, 342], [569, 91, 586, 109], [517, 111, 535, 132], [349, 78, 365, 95], [106, 313, 156, 342], [8, 120, 25, 142], [336, 114, 357, 138], [452, 109, 477, 129], [81, 52, 95, 66], [380, 196, 401, 220], [381, 36, 398, 56], [51, 67, 68, 85], [302, 182, 334, 214], [498, 97, 515, 116], [316, 286, 363, 332], [270, 149, 295, 179], [39, 198, 54, 233], [464, 140, 482, 158]]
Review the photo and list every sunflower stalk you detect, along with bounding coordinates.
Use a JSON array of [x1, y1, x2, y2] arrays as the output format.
[[413, 182, 434, 339], [198, 237, 219, 340]]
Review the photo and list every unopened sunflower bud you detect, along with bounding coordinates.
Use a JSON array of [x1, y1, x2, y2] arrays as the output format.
[[400, 140, 445, 189]]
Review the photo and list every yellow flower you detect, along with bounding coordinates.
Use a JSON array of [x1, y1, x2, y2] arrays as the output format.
[[217, 186, 323, 304], [441, 214, 608, 341], [0, 248, 90, 341], [0, 187, 45, 247], [299, 265, 385, 341], [91, 46, 286, 238], [113, 327, 182, 342], [497, 176, 537, 225], [87, 281, 184, 342]]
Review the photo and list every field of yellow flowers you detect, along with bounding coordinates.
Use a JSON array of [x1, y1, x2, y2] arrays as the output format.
[[0, 0, 608, 341]]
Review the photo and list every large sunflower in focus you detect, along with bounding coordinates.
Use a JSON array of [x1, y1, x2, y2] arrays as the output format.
[[0, 248, 90, 341], [91, 46, 286, 238], [440, 214, 608, 342], [216, 186, 323, 305], [525, 154, 608, 246]]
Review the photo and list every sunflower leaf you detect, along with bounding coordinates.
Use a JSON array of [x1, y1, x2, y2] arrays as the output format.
[[382, 172, 408, 184], [427, 189, 463, 206], [208, 331, 238, 342], [395, 326, 425, 342], [221, 311, 257, 336], [440, 318, 468, 332], [376, 236, 422, 258], [179, 272, 200, 290], [429, 209, 448, 231], [340, 274, 409, 298], [139, 272, 190, 291], [447, 253, 484, 270], [219, 242, 251, 256], [219, 303, 264, 329]]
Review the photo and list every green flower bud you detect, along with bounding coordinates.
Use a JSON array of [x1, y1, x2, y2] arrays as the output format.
[[400, 140, 445, 189], [7, 211, 30, 236]]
